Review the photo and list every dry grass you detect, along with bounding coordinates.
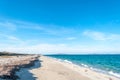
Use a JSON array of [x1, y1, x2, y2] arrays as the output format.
[[0, 56, 12, 58]]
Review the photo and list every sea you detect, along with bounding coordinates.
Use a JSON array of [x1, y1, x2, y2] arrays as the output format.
[[46, 54, 120, 78]]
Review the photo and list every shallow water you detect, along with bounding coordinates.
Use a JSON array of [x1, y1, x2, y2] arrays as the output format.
[[46, 54, 120, 78]]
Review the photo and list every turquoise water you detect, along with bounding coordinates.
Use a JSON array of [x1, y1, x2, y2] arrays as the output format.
[[46, 54, 120, 78]]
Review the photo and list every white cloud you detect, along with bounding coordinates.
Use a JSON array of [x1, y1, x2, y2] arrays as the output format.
[[66, 37, 76, 40], [0, 21, 17, 31], [83, 30, 120, 41], [1, 43, 120, 54], [0, 44, 92, 53], [0, 19, 75, 36], [7, 36, 20, 41], [1, 18, 120, 54], [0, 33, 21, 41]]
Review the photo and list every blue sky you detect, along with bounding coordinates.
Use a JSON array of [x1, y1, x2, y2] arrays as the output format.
[[0, 0, 120, 54]]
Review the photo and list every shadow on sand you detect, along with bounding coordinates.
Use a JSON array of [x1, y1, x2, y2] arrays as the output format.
[[15, 60, 41, 80]]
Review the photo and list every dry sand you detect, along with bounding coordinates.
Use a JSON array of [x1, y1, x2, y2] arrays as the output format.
[[30, 56, 120, 80]]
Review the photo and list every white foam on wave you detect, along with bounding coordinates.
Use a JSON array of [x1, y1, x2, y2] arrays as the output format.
[[89, 66, 120, 78], [49, 57, 72, 64], [64, 59, 73, 64], [108, 71, 120, 78], [89, 67, 120, 78], [81, 63, 88, 68], [49, 56, 120, 79], [51, 57, 73, 64]]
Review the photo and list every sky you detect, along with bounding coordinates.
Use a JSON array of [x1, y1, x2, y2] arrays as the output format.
[[0, 0, 120, 54]]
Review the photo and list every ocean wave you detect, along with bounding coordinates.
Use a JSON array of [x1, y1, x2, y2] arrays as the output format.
[[64, 59, 73, 64], [89, 66, 120, 78], [49, 57, 120, 78], [108, 71, 120, 78], [51, 57, 73, 64], [81, 63, 88, 68]]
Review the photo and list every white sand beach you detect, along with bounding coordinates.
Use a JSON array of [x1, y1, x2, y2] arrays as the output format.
[[30, 56, 120, 80]]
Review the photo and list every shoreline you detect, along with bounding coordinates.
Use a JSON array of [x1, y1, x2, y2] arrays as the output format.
[[49, 56, 120, 79], [30, 56, 120, 80]]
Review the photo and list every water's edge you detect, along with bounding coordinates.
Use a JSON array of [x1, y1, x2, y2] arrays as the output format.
[[46, 56, 120, 79]]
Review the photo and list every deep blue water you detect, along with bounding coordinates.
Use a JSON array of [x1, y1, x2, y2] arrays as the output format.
[[46, 54, 120, 78]]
